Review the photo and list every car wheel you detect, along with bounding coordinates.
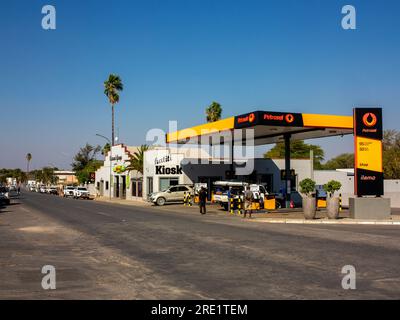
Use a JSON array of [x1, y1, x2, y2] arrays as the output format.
[[156, 197, 166, 206]]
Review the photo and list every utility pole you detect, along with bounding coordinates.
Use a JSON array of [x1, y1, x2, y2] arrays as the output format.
[[96, 134, 112, 200]]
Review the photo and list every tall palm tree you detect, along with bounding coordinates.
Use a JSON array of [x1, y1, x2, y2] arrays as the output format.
[[104, 74, 124, 146], [206, 101, 222, 122], [26, 153, 32, 177], [127, 145, 149, 175]]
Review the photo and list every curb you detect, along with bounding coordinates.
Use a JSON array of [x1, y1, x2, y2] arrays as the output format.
[[251, 218, 400, 226]]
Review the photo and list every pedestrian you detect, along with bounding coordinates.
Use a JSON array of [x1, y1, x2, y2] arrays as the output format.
[[17, 186, 21, 195], [199, 187, 207, 215], [243, 186, 253, 219]]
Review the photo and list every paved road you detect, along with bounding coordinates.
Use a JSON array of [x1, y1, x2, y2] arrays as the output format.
[[1, 191, 400, 299]]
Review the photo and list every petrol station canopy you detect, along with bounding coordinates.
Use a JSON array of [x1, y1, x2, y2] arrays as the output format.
[[166, 110, 354, 146]]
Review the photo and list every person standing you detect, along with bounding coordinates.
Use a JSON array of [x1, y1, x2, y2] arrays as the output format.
[[244, 186, 253, 219], [199, 187, 207, 215]]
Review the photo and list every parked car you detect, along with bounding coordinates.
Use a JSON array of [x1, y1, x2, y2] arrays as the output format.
[[40, 185, 47, 193], [63, 186, 76, 198], [0, 186, 11, 205], [47, 186, 58, 195], [73, 187, 90, 199], [7, 186, 20, 198], [149, 185, 193, 206]]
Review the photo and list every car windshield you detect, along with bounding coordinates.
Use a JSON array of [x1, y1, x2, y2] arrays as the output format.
[[78, 188, 87, 191]]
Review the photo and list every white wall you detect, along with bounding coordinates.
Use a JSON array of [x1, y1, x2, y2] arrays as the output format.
[[95, 144, 142, 200], [314, 170, 400, 208]]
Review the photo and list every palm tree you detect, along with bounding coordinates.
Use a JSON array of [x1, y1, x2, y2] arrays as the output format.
[[104, 74, 124, 146], [26, 153, 32, 177], [127, 145, 149, 175], [206, 101, 222, 122]]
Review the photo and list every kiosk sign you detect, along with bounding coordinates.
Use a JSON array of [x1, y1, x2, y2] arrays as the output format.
[[354, 108, 383, 197]]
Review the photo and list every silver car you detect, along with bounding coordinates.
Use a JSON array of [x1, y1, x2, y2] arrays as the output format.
[[149, 185, 193, 206]]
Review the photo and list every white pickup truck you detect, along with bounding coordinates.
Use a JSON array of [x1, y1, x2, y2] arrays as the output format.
[[63, 186, 75, 198], [73, 187, 90, 199], [213, 181, 269, 211]]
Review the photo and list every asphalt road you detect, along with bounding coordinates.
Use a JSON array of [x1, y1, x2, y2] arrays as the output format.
[[1, 191, 400, 299]]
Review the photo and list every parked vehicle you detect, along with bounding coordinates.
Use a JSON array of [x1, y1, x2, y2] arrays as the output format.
[[63, 186, 76, 198], [40, 185, 47, 193], [213, 181, 270, 210], [73, 187, 90, 199], [7, 186, 20, 198], [0, 186, 11, 205], [149, 185, 193, 206], [47, 186, 58, 195]]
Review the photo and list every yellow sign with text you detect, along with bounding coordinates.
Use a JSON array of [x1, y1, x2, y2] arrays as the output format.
[[356, 137, 383, 173]]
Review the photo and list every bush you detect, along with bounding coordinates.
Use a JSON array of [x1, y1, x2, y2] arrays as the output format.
[[299, 178, 316, 196], [323, 180, 342, 197]]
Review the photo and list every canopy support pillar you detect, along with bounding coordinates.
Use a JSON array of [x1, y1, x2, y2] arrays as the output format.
[[284, 134, 291, 208]]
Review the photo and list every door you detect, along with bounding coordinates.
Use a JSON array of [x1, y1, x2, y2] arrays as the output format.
[[147, 177, 153, 196]]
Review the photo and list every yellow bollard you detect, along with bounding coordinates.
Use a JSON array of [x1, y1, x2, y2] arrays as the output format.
[[183, 192, 187, 206], [339, 193, 342, 212], [237, 197, 242, 215]]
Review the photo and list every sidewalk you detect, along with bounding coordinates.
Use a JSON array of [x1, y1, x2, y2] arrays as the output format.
[[93, 196, 400, 226]]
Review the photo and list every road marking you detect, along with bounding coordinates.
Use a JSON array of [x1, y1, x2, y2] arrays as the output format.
[[97, 211, 112, 217], [20, 207, 31, 213]]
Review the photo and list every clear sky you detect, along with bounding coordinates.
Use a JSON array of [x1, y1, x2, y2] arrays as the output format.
[[1, 0, 399, 170]]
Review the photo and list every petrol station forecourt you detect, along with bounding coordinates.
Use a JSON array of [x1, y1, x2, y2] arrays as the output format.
[[165, 107, 389, 220], [93, 106, 395, 223]]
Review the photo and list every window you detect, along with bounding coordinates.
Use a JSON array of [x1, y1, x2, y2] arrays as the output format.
[[159, 177, 179, 191], [106, 181, 109, 190], [177, 186, 189, 192]]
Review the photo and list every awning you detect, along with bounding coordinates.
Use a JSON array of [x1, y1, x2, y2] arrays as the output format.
[[166, 110, 354, 146]]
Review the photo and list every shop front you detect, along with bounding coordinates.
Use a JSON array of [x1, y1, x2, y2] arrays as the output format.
[[95, 144, 143, 200], [143, 146, 312, 205]]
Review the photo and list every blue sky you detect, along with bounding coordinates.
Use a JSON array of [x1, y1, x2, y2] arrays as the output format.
[[1, 0, 399, 169]]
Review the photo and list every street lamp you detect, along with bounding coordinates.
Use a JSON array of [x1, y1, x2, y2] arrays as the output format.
[[96, 133, 112, 200]]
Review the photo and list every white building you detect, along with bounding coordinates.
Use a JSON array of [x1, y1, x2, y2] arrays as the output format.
[[143, 146, 313, 205], [95, 144, 143, 200]]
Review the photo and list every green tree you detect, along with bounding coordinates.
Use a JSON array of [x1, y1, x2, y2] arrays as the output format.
[[206, 101, 222, 122], [26, 153, 32, 175], [102, 143, 111, 157], [383, 129, 400, 179], [323, 153, 354, 170], [72, 144, 101, 172], [72, 144, 102, 184], [104, 74, 124, 146], [127, 145, 149, 175], [264, 140, 325, 169]]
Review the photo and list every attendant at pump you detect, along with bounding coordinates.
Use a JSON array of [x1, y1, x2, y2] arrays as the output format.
[[199, 187, 208, 215]]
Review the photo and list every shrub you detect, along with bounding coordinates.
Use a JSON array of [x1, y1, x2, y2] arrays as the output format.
[[323, 180, 342, 197], [299, 178, 316, 196]]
